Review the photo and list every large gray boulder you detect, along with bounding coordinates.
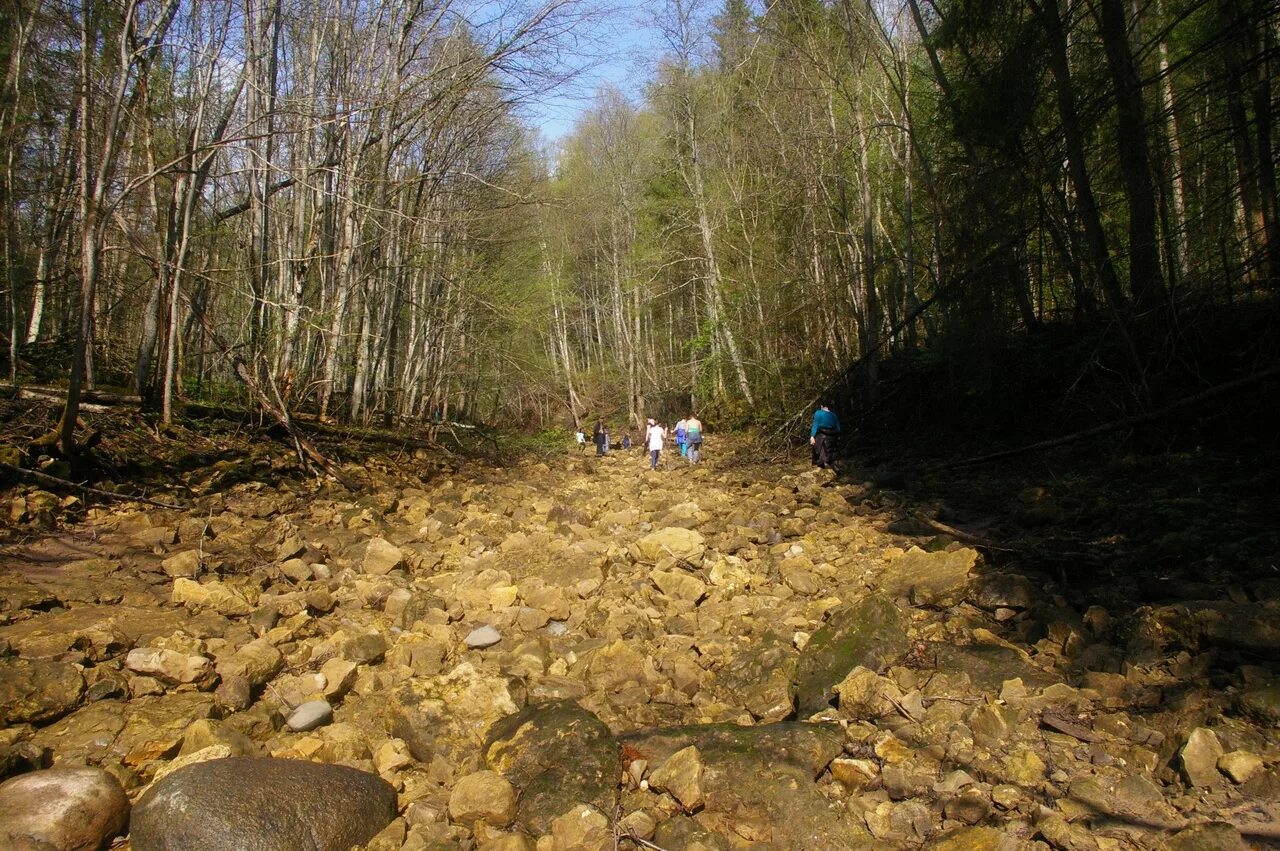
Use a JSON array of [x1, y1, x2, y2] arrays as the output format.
[[0, 766, 129, 851], [129, 757, 396, 851]]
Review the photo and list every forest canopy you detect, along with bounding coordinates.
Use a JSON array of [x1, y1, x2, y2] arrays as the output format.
[[0, 0, 1276, 451]]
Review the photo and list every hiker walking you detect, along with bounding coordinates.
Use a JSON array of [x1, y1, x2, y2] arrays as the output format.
[[810, 402, 841, 468], [685, 414, 703, 463], [675, 418, 688, 457], [593, 419, 606, 456], [645, 419, 666, 470], [575, 428, 587, 453]]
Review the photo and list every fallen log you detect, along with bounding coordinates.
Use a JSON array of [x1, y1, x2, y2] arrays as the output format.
[[0, 383, 142, 406], [0, 461, 183, 509]]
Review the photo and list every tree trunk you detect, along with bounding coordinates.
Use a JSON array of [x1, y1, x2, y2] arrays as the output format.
[[1155, 0, 1189, 284], [1097, 0, 1167, 314], [1246, 0, 1279, 289], [1030, 0, 1128, 312]]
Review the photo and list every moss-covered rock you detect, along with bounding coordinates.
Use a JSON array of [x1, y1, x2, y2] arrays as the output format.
[[483, 700, 618, 836], [794, 594, 909, 715]]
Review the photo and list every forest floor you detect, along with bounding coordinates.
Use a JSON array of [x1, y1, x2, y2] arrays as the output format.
[[0, 399, 1278, 850]]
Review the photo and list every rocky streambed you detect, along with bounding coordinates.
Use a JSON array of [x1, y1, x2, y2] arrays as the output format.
[[1, 444, 1278, 850]]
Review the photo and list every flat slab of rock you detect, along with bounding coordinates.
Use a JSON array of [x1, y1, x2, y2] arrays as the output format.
[[0, 605, 226, 662], [629, 527, 706, 565], [0, 766, 129, 851], [648, 745, 705, 811], [161, 549, 202, 578], [484, 700, 618, 836], [923, 643, 1056, 695], [172, 578, 253, 617], [390, 662, 522, 763], [130, 757, 396, 851], [216, 637, 284, 686], [967, 573, 1040, 611], [0, 656, 85, 725], [1150, 600, 1280, 654], [622, 721, 843, 780], [876, 546, 979, 606], [125, 647, 211, 684], [448, 770, 517, 827], [465, 624, 502, 649], [715, 633, 797, 723], [30, 692, 217, 767], [794, 594, 909, 715], [651, 569, 707, 603], [1179, 728, 1224, 787], [361, 537, 405, 575], [1236, 685, 1280, 726], [622, 721, 863, 848]]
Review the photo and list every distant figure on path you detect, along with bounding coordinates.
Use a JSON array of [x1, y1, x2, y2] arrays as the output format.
[[622, 433, 632, 451], [593, 419, 606, 456], [645, 419, 666, 470], [810, 402, 841, 468], [575, 428, 587, 453], [685, 414, 703, 464], [675, 418, 688, 457]]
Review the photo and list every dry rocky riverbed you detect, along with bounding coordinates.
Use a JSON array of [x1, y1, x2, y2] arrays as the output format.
[[1, 441, 1278, 850]]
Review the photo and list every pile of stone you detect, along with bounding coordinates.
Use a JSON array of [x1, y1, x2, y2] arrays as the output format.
[[0, 447, 1277, 849]]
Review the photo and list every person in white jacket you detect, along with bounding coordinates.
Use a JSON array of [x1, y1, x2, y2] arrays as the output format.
[[645, 419, 666, 470]]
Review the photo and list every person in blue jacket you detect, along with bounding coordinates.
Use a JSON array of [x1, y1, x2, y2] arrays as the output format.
[[810, 402, 841, 468]]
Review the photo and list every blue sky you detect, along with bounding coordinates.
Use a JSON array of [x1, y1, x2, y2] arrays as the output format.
[[521, 0, 666, 142]]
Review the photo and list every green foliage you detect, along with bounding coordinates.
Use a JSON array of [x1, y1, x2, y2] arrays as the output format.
[[493, 427, 567, 460]]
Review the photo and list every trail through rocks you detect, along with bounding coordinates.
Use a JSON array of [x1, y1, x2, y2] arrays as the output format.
[[1, 445, 1278, 850]]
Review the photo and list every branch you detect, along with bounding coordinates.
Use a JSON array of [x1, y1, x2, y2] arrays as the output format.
[[1, 461, 183, 510], [779, 279, 948, 436], [213, 174, 298, 223], [930, 366, 1280, 472], [180, 294, 357, 490]]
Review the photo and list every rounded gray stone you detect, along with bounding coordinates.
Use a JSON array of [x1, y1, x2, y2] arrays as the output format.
[[285, 699, 333, 731], [0, 766, 129, 851], [130, 757, 396, 851]]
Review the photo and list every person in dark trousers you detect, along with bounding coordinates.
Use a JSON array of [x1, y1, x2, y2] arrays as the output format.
[[593, 419, 606, 456], [684, 414, 703, 463], [645, 419, 665, 470], [810, 402, 841, 468]]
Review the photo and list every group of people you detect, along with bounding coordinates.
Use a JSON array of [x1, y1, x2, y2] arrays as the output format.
[[575, 419, 635, 456], [644, 414, 702, 470], [571, 401, 840, 470], [574, 414, 705, 470]]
